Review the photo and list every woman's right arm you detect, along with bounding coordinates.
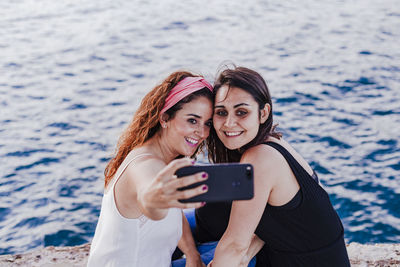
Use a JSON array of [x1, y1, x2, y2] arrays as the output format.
[[206, 235, 265, 267], [240, 235, 265, 266], [210, 145, 283, 267], [125, 157, 208, 220]]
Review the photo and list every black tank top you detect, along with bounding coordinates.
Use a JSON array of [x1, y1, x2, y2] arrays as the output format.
[[194, 142, 350, 267]]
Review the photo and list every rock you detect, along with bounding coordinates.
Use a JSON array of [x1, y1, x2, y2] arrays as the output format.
[[347, 243, 400, 267], [0, 244, 90, 267], [0, 243, 399, 266]]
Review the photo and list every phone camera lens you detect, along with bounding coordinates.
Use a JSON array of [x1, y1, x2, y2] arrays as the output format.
[[246, 166, 252, 179]]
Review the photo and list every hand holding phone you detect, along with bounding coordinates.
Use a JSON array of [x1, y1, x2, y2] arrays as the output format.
[[175, 163, 254, 203]]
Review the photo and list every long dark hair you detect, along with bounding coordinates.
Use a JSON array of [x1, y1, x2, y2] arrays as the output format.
[[207, 66, 281, 163]]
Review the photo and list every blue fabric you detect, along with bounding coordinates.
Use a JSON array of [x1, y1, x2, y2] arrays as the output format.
[[172, 209, 256, 267], [184, 208, 197, 233], [172, 241, 218, 266]]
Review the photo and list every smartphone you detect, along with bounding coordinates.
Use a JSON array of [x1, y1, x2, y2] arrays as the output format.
[[175, 163, 254, 203]]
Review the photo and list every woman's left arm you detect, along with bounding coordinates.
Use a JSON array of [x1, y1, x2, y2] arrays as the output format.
[[177, 211, 205, 267], [211, 147, 278, 267]]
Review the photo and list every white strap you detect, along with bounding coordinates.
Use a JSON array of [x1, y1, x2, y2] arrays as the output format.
[[109, 153, 153, 189]]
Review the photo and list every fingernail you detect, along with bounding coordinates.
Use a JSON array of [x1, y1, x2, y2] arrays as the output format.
[[202, 172, 208, 178], [201, 202, 206, 206], [191, 160, 196, 164], [202, 185, 208, 191]]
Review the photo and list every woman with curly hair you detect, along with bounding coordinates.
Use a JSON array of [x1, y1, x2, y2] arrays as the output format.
[[88, 71, 213, 267]]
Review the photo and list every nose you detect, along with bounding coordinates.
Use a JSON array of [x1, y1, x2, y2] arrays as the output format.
[[224, 114, 236, 128], [195, 125, 206, 139]]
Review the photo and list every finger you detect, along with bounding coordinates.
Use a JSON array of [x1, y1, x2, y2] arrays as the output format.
[[175, 183, 208, 201], [158, 157, 194, 182], [172, 200, 206, 209], [162, 173, 207, 196], [161, 171, 206, 195], [166, 171, 208, 190], [161, 179, 180, 195]]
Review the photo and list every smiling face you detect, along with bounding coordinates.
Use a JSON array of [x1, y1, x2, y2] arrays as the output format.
[[164, 96, 213, 156], [213, 86, 268, 150]]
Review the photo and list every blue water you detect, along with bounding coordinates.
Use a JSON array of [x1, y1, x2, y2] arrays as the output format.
[[1, 0, 400, 255]]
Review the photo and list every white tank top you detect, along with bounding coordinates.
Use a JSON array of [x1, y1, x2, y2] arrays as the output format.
[[87, 154, 182, 267]]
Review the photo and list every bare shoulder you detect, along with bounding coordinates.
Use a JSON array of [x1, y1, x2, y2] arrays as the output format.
[[124, 153, 166, 179], [241, 144, 285, 169], [241, 144, 288, 186]]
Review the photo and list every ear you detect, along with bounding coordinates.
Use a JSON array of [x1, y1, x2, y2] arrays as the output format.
[[159, 113, 170, 128], [260, 103, 270, 124]]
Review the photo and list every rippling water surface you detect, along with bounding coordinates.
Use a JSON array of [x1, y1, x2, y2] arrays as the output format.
[[1, 0, 399, 255]]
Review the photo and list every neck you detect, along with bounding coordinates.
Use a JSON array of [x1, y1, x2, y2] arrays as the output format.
[[147, 131, 179, 163]]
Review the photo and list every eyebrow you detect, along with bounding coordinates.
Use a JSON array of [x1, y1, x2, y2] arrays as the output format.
[[214, 103, 250, 109], [186, 113, 201, 118]]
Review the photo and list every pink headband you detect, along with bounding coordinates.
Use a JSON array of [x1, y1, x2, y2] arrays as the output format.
[[160, 76, 213, 115]]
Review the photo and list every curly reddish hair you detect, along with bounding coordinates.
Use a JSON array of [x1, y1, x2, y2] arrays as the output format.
[[104, 71, 207, 187]]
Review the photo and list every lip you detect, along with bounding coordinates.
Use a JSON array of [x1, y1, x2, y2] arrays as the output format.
[[185, 137, 200, 147], [223, 131, 243, 137]]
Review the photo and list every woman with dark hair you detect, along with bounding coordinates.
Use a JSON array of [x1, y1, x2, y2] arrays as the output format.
[[194, 66, 350, 266], [88, 71, 213, 267]]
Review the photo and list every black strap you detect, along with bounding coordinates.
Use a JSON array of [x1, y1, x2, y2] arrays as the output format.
[[262, 142, 317, 185]]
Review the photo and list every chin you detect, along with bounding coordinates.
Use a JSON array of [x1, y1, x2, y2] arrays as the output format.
[[180, 147, 198, 157], [180, 151, 193, 157], [221, 141, 241, 150]]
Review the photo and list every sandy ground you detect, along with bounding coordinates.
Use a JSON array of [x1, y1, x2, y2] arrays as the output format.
[[0, 244, 90, 267], [0, 243, 399, 266]]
